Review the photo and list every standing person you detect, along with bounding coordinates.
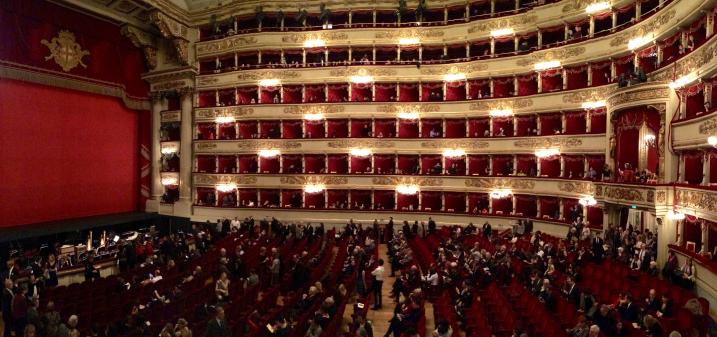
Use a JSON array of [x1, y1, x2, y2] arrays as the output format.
[[2, 279, 14, 337], [46, 255, 58, 287], [204, 307, 230, 337], [371, 259, 385, 310]]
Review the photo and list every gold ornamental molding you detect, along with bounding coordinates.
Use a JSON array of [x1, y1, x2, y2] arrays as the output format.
[[676, 189, 717, 213], [467, 15, 538, 34], [279, 176, 349, 185], [420, 140, 489, 149], [562, 0, 598, 12], [236, 140, 302, 150], [698, 117, 717, 135], [374, 29, 445, 39], [513, 138, 583, 148], [376, 104, 441, 113], [282, 31, 349, 43], [120, 25, 158, 70], [372, 177, 444, 186], [328, 68, 398, 77], [196, 36, 258, 54], [595, 185, 645, 202], [420, 63, 489, 75], [161, 110, 181, 123], [237, 70, 301, 81], [197, 142, 218, 150], [41, 30, 90, 73], [153, 80, 187, 91], [283, 105, 345, 114], [609, 9, 676, 47], [464, 177, 535, 189], [607, 87, 670, 107], [326, 140, 396, 148], [469, 98, 533, 111], [516, 46, 586, 67], [149, 10, 190, 65], [558, 181, 595, 195], [198, 77, 219, 85], [196, 106, 254, 119], [194, 174, 258, 185], [651, 39, 717, 82], [562, 86, 615, 103]]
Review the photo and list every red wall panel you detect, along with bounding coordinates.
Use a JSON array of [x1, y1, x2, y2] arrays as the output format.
[[0, 80, 140, 227]]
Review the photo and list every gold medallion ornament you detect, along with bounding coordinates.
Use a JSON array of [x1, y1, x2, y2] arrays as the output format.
[[41, 30, 90, 72]]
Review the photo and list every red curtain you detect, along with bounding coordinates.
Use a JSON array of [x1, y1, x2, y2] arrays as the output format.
[[327, 190, 349, 209], [259, 189, 280, 207], [539, 157, 560, 177], [352, 190, 373, 209], [586, 156, 605, 179], [375, 119, 396, 138], [468, 118, 490, 137], [397, 193, 418, 211], [260, 87, 280, 103], [540, 69, 562, 93], [328, 84, 349, 102], [327, 120, 348, 138], [563, 155, 585, 178], [350, 156, 372, 174], [351, 83, 373, 102], [566, 65, 588, 90], [710, 153, 717, 184], [492, 117, 514, 137], [445, 157, 466, 175], [197, 123, 216, 140], [282, 85, 303, 103], [374, 154, 396, 174], [540, 197, 560, 220], [196, 155, 216, 173], [590, 109, 607, 133], [587, 206, 603, 228], [305, 120, 325, 138], [515, 195, 537, 217], [375, 83, 397, 102], [444, 192, 466, 213], [590, 61, 612, 86], [238, 155, 257, 173], [304, 191, 325, 209], [446, 119, 466, 138], [516, 115, 537, 136], [683, 219, 703, 251], [637, 46, 657, 73], [350, 119, 372, 137], [238, 121, 257, 139], [260, 120, 280, 138], [399, 83, 419, 102], [398, 119, 420, 138], [237, 87, 258, 104], [216, 123, 236, 140], [327, 154, 348, 174], [421, 191, 442, 211], [539, 113, 562, 135], [469, 79, 491, 99], [198, 91, 215, 107], [239, 189, 257, 207], [517, 73, 538, 96], [421, 155, 442, 175], [282, 155, 302, 174], [468, 155, 489, 175], [660, 33, 682, 65], [281, 189, 302, 208], [492, 155, 513, 176], [516, 155, 537, 176], [491, 196, 512, 215], [492, 77, 514, 98], [398, 155, 420, 174], [445, 81, 466, 101], [614, 107, 660, 173], [304, 154, 326, 174], [614, 55, 634, 78], [421, 119, 443, 138], [260, 157, 280, 173], [305, 85, 325, 103], [282, 120, 302, 138], [218, 89, 236, 106], [564, 111, 587, 134], [684, 152, 704, 184], [421, 82, 444, 101], [217, 156, 237, 173], [468, 193, 489, 214], [683, 84, 705, 119]]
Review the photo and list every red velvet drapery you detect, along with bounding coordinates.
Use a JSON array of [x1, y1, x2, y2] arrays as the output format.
[[282, 85, 303, 103], [684, 151, 704, 184], [590, 61, 612, 85], [445, 157, 466, 175], [516, 155, 537, 176], [282, 120, 302, 139], [445, 81, 466, 101], [350, 155, 372, 174], [517, 73, 538, 96], [259, 156, 280, 173], [217, 155, 237, 173], [397, 193, 418, 211], [468, 79, 491, 99], [421, 119, 443, 138], [421, 155, 442, 175], [327, 190, 349, 209], [351, 83, 373, 102], [304, 85, 325, 103], [375, 83, 397, 102], [259, 120, 280, 138], [259, 189, 280, 207], [326, 120, 348, 138], [468, 155, 490, 175], [374, 154, 396, 174], [196, 155, 216, 173], [516, 115, 537, 136], [260, 86, 280, 103], [446, 119, 467, 138], [539, 113, 562, 135], [397, 155, 420, 174], [563, 155, 585, 178], [539, 156, 560, 177], [238, 121, 258, 139], [350, 119, 372, 137], [492, 77, 514, 98], [238, 155, 258, 173], [492, 155, 513, 175], [282, 155, 302, 174], [540, 197, 560, 220], [515, 195, 537, 217], [398, 119, 420, 138], [327, 154, 348, 173], [491, 196, 512, 215], [468, 118, 490, 137], [304, 120, 325, 138], [540, 69, 562, 93], [375, 119, 396, 138], [564, 110, 587, 134], [444, 192, 466, 213], [328, 83, 349, 102], [492, 117, 514, 136], [614, 106, 660, 173], [421, 82, 444, 101], [566, 65, 589, 90], [281, 189, 302, 208], [421, 191, 442, 211], [587, 206, 603, 228], [237, 86, 258, 104], [304, 190, 325, 209], [468, 193, 489, 214], [352, 190, 373, 209], [239, 189, 257, 207], [304, 154, 326, 174], [683, 83, 706, 119], [590, 109, 607, 133], [399, 83, 420, 101]]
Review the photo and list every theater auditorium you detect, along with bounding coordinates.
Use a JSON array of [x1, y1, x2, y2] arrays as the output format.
[[1, 0, 717, 336]]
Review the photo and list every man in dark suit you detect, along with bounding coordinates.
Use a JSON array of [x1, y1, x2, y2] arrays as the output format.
[[2, 279, 14, 337], [562, 276, 580, 307], [591, 234, 604, 263], [617, 294, 639, 322], [205, 307, 231, 337]]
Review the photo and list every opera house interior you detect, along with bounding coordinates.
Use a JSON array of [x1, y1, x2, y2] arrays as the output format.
[[3, 0, 717, 336]]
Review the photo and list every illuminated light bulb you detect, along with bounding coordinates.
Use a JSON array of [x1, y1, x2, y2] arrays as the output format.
[[398, 37, 420, 45], [216, 183, 237, 192], [258, 149, 280, 158], [490, 189, 513, 199], [534, 148, 561, 158], [708, 136, 717, 146], [627, 34, 654, 50], [442, 149, 466, 158], [490, 28, 514, 37], [443, 73, 466, 81], [398, 112, 420, 120], [581, 100, 606, 109], [161, 176, 178, 186], [258, 78, 280, 86], [396, 184, 419, 195], [160, 146, 177, 154], [534, 61, 561, 71], [667, 210, 685, 220], [489, 109, 513, 117], [585, 2, 611, 13], [350, 148, 372, 157], [668, 74, 696, 89], [303, 113, 325, 121], [350, 75, 374, 83], [215, 116, 235, 124], [303, 184, 326, 193], [303, 39, 326, 48], [579, 196, 597, 206]]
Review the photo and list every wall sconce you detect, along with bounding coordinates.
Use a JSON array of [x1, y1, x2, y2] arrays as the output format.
[[443, 73, 466, 81], [534, 148, 560, 158], [258, 149, 280, 158], [303, 113, 325, 121], [628, 33, 654, 50], [578, 196, 597, 206], [442, 149, 466, 158], [490, 189, 512, 199], [215, 116, 235, 124], [303, 39, 325, 48], [669, 74, 696, 89], [161, 176, 178, 186], [398, 112, 420, 120], [585, 2, 611, 13], [533, 61, 561, 71], [216, 183, 237, 192], [160, 144, 178, 154], [350, 75, 374, 84], [581, 100, 606, 109], [643, 134, 656, 147], [396, 184, 419, 195], [350, 148, 372, 157], [667, 210, 685, 220], [304, 184, 326, 193], [258, 78, 281, 87], [489, 108, 513, 117], [398, 37, 420, 45], [490, 28, 514, 37], [708, 136, 717, 147]]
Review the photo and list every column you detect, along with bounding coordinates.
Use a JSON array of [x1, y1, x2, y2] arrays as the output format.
[[701, 221, 709, 253], [559, 198, 564, 220], [513, 116, 518, 135], [589, 16, 595, 37], [560, 156, 565, 177], [490, 37, 495, 56], [536, 198, 541, 218], [678, 153, 686, 182], [586, 110, 592, 133], [490, 0, 496, 15], [562, 69, 568, 90], [703, 151, 711, 185], [611, 12, 617, 31], [537, 31, 543, 48], [512, 154, 517, 174], [537, 72, 543, 93], [176, 88, 194, 216], [488, 155, 494, 175], [511, 195, 517, 215], [148, 94, 165, 212], [488, 196, 493, 213], [587, 66, 593, 86], [635, 2, 642, 20]]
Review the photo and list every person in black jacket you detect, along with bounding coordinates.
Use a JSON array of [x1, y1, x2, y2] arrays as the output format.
[[2, 279, 14, 337], [204, 307, 231, 337]]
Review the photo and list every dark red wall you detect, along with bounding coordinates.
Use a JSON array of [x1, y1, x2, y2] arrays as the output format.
[[0, 79, 141, 227]]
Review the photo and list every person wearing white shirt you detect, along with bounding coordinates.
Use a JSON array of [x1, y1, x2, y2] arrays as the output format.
[[371, 259, 385, 309]]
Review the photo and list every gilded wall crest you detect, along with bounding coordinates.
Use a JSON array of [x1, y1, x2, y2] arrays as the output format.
[[41, 30, 90, 72]]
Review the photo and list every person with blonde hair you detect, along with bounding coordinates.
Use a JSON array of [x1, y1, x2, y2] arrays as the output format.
[[24, 325, 36, 337], [174, 319, 192, 337]]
